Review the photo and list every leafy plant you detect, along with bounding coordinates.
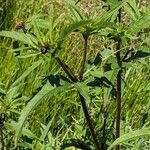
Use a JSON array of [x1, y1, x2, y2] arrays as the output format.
[[0, 0, 149, 150]]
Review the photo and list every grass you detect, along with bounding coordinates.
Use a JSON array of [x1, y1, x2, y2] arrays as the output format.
[[0, 0, 150, 150]]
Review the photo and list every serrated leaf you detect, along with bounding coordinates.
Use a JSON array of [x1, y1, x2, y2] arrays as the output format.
[[124, 0, 140, 21], [15, 82, 70, 145], [60, 20, 91, 40], [0, 31, 38, 47], [108, 128, 150, 150], [127, 11, 150, 35], [93, 0, 127, 28], [64, 0, 84, 21]]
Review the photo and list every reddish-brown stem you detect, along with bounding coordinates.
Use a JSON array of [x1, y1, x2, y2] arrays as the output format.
[[56, 41, 100, 149], [115, 7, 122, 150], [0, 115, 4, 150], [56, 57, 79, 82], [79, 35, 88, 80], [115, 69, 122, 150], [79, 95, 101, 150]]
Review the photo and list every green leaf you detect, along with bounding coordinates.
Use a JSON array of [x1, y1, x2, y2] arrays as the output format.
[[127, 11, 150, 35], [40, 121, 52, 142], [60, 20, 91, 40], [124, 0, 140, 21], [90, 69, 103, 78], [40, 113, 57, 142], [74, 82, 90, 103], [107, 0, 119, 8], [11, 60, 42, 87], [0, 31, 38, 48], [108, 128, 150, 150], [6, 86, 20, 100], [64, 0, 84, 21], [17, 53, 40, 58], [22, 128, 38, 140], [93, 0, 127, 28], [143, 38, 150, 47], [15, 81, 70, 145]]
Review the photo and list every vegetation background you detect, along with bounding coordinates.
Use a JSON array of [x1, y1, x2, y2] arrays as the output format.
[[0, 0, 150, 150]]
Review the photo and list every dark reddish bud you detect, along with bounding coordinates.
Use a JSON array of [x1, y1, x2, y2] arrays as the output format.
[[15, 21, 25, 30], [41, 45, 49, 54]]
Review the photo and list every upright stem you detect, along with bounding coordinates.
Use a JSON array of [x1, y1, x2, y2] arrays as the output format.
[[115, 7, 122, 150], [56, 35, 101, 149], [79, 35, 88, 80], [0, 114, 4, 150], [115, 69, 122, 150], [79, 95, 101, 150], [101, 106, 107, 150]]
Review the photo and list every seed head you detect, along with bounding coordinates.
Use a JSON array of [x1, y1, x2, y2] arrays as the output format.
[[15, 21, 25, 30], [41, 45, 49, 54]]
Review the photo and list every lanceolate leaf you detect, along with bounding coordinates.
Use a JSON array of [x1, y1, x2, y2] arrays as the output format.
[[108, 128, 150, 150], [0, 31, 38, 47], [124, 0, 140, 21], [15, 81, 70, 145], [11, 60, 42, 87], [60, 20, 91, 40], [64, 0, 84, 21], [93, 0, 127, 28], [127, 11, 150, 35]]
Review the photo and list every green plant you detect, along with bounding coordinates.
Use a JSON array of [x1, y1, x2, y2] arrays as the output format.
[[0, 0, 150, 149]]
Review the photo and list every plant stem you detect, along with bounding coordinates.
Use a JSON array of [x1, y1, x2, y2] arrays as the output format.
[[56, 57, 79, 82], [79, 34, 88, 80], [0, 114, 4, 150], [79, 95, 101, 150], [101, 105, 107, 150], [115, 7, 122, 150], [57, 58, 100, 149], [115, 69, 122, 150], [56, 39, 101, 149]]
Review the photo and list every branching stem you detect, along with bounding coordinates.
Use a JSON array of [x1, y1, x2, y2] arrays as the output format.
[[56, 35, 101, 149]]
